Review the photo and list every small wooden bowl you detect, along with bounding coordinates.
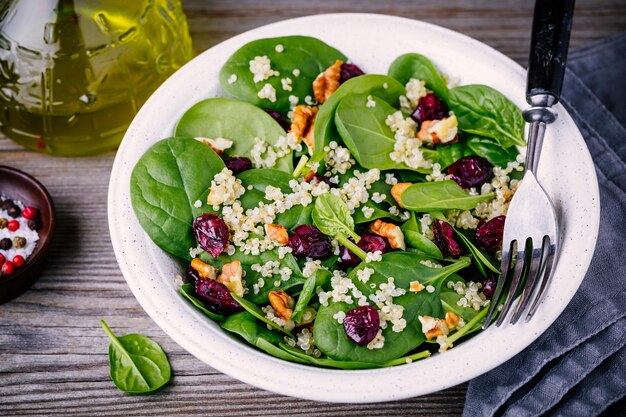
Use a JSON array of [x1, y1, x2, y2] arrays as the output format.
[[0, 166, 56, 304]]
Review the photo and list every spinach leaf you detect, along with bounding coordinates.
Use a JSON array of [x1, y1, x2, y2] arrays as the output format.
[[255, 338, 310, 364], [435, 142, 472, 169], [200, 247, 305, 304], [175, 98, 292, 173], [219, 36, 347, 114], [465, 135, 520, 168], [220, 311, 283, 345], [314, 253, 471, 363], [312, 75, 405, 162], [448, 85, 525, 148], [400, 180, 495, 212], [231, 293, 293, 337], [130, 137, 225, 260], [400, 212, 443, 259], [237, 168, 292, 209], [275, 204, 314, 230], [334, 93, 405, 171], [353, 200, 401, 224], [279, 344, 384, 369], [100, 320, 171, 394], [312, 193, 360, 242], [291, 271, 318, 323], [387, 52, 449, 100], [454, 227, 500, 276], [179, 284, 226, 322]]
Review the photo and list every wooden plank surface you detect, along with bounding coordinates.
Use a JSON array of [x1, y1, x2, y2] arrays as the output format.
[[1, 1, 624, 415]]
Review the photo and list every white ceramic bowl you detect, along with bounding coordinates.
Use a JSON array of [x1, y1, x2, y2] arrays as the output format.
[[108, 14, 599, 403]]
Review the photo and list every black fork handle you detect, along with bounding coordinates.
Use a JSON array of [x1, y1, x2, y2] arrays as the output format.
[[526, 0, 576, 106]]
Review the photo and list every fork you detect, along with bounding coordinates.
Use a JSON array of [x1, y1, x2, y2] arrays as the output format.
[[483, 0, 575, 329]]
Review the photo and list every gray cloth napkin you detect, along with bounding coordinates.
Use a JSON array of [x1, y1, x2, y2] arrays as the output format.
[[463, 33, 626, 417]]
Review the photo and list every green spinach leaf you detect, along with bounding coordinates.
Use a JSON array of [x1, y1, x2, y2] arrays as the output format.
[[465, 135, 520, 168], [312, 75, 405, 162], [454, 227, 500, 276], [448, 85, 525, 148], [100, 320, 171, 394], [231, 293, 293, 337], [220, 311, 283, 345], [440, 290, 481, 322], [275, 204, 314, 230], [387, 52, 449, 100], [353, 200, 401, 224], [179, 284, 226, 322], [130, 137, 225, 260], [219, 36, 347, 114], [312, 193, 360, 242], [400, 212, 443, 259], [291, 271, 318, 323], [314, 253, 471, 363], [400, 180, 495, 212], [175, 98, 292, 173]]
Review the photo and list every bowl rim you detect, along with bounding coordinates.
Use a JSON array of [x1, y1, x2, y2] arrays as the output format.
[[0, 165, 56, 290], [108, 13, 600, 402]]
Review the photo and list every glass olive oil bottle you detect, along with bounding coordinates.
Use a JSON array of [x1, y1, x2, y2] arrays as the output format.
[[0, 0, 192, 156]]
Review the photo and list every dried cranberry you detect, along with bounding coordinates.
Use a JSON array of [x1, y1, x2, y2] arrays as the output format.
[[288, 225, 332, 259], [482, 275, 498, 300], [264, 108, 291, 131], [339, 63, 365, 83], [194, 278, 242, 315], [410, 93, 449, 124], [432, 219, 463, 258], [343, 306, 380, 346], [186, 265, 202, 285], [475, 216, 506, 251], [447, 156, 494, 189], [339, 233, 391, 267], [223, 156, 252, 174], [193, 214, 230, 258]]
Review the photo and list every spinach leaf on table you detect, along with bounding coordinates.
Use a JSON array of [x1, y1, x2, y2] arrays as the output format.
[[387, 52, 449, 100], [179, 284, 226, 322], [175, 98, 292, 173], [448, 85, 525, 149], [100, 320, 171, 394], [312, 75, 405, 162], [400, 180, 495, 212], [314, 252, 471, 363], [130, 137, 225, 260], [219, 36, 347, 114]]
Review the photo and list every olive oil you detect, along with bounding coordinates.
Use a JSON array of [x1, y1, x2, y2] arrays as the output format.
[[0, 0, 192, 156]]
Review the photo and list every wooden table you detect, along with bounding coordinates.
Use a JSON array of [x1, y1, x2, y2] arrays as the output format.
[[1, 1, 624, 415]]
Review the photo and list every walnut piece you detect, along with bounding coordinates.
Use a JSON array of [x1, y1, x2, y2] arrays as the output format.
[[445, 311, 462, 330], [265, 223, 289, 245], [268, 290, 295, 321], [390, 182, 412, 208], [217, 260, 244, 297], [289, 105, 318, 151], [190, 258, 218, 280], [369, 219, 406, 250], [195, 137, 233, 155], [416, 115, 459, 145], [313, 60, 343, 103], [409, 280, 425, 293]]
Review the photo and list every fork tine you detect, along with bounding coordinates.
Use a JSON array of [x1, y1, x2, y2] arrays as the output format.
[[509, 238, 547, 324], [495, 241, 529, 326], [525, 238, 557, 321], [482, 240, 515, 330]]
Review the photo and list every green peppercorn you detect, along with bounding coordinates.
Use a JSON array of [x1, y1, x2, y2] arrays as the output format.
[[0, 218, 7, 229], [13, 236, 27, 249]]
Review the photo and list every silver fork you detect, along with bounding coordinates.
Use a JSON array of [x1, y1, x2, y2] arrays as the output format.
[[483, 0, 575, 329]]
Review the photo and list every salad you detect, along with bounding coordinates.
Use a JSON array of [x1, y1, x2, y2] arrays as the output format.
[[130, 35, 525, 369]]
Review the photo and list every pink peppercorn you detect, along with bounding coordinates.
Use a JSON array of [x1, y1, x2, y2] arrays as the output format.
[[7, 220, 19, 232], [22, 206, 38, 220], [12, 255, 25, 267]]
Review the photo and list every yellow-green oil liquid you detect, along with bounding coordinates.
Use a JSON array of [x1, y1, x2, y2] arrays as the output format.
[[0, 0, 192, 156]]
